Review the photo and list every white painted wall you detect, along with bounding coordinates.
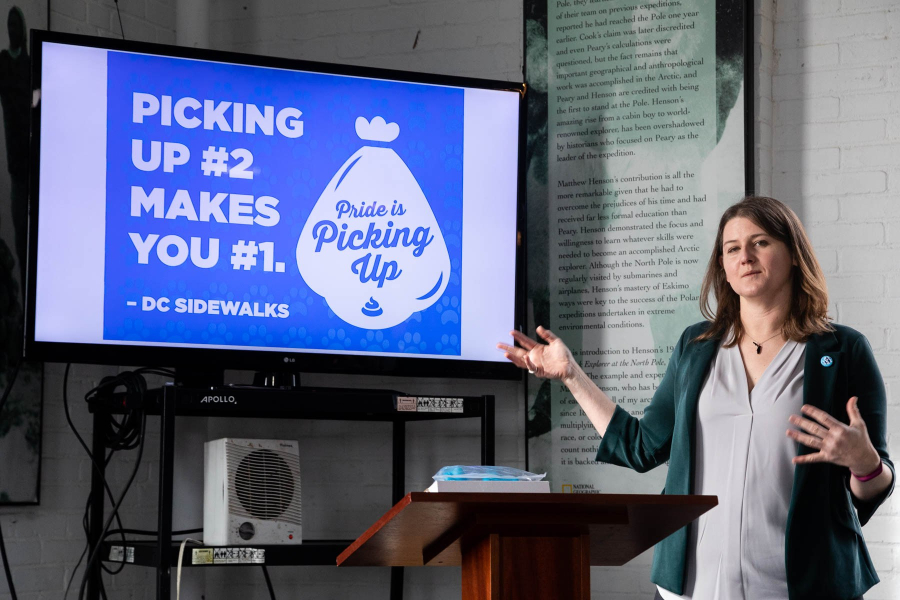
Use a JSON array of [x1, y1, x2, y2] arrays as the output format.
[[1, 0, 897, 598]]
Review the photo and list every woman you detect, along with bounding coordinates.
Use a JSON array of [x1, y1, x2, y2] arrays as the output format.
[[500, 197, 893, 600]]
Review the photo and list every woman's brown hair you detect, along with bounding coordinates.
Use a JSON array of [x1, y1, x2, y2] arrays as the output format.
[[696, 196, 833, 345]]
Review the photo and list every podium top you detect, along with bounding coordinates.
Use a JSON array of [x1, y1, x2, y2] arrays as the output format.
[[337, 492, 716, 568]]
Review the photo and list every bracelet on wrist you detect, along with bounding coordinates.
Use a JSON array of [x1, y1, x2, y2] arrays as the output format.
[[850, 460, 883, 482]]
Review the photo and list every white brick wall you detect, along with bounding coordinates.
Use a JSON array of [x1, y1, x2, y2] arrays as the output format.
[[52, 0, 175, 43], [4, 0, 897, 599], [772, 2, 900, 600], [208, 0, 522, 81]]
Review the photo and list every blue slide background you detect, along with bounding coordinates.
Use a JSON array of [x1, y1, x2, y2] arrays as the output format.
[[104, 52, 464, 355]]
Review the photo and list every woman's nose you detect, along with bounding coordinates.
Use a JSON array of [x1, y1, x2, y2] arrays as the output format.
[[740, 248, 755, 263]]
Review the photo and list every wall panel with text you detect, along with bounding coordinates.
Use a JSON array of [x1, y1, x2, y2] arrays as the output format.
[[524, 0, 752, 493]]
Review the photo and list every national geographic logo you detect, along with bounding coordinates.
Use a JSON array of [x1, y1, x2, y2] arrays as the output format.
[[561, 483, 599, 494]]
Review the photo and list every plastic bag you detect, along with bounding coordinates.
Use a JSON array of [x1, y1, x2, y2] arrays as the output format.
[[432, 465, 546, 482], [297, 116, 451, 329]]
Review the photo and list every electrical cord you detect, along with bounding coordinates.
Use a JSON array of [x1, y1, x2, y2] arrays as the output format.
[[0, 520, 17, 600], [76, 410, 147, 600], [113, 0, 125, 40], [175, 538, 203, 600], [70, 450, 127, 580], [63, 545, 88, 600], [0, 357, 21, 416], [104, 528, 203, 538], [65, 493, 95, 600], [63, 366, 131, 597], [83, 371, 148, 451], [62, 364, 174, 600], [63, 365, 178, 598], [0, 357, 21, 600], [261, 565, 277, 600], [93, 453, 127, 576], [63, 365, 177, 598]]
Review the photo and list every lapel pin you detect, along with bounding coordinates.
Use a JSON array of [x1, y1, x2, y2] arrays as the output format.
[[820, 356, 833, 367]]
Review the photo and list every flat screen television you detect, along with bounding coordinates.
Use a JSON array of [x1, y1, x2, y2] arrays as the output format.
[[25, 31, 524, 380]]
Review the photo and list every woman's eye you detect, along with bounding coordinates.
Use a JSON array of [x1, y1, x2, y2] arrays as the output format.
[[726, 247, 738, 253], [756, 240, 768, 247]]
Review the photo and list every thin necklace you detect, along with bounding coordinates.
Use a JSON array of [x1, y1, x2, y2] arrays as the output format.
[[749, 331, 782, 354]]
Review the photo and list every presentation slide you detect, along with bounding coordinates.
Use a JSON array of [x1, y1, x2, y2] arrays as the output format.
[[35, 43, 520, 362]]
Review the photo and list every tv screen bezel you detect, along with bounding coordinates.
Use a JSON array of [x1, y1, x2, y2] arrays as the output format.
[[25, 30, 526, 380]]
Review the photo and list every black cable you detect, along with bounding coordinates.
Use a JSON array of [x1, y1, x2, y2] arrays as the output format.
[[63, 365, 130, 593], [261, 565, 277, 600], [77, 411, 147, 600], [71, 447, 127, 587], [63, 544, 88, 600], [63, 364, 121, 493], [103, 528, 203, 538], [0, 358, 21, 600], [63, 365, 174, 597], [66, 492, 95, 600], [113, 0, 125, 40], [0, 520, 17, 600], [84, 451, 126, 577], [0, 358, 21, 417], [100, 451, 125, 575], [136, 367, 176, 377], [83, 371, 148, 452]]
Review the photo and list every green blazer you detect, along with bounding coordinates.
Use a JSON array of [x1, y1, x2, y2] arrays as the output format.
[[596, 321, 894, 600]]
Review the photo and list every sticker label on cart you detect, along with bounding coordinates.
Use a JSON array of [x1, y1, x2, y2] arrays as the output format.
[[192, 548, 214, 565], [108, 546, 124, 562], [212, 547, 265, 564], [238, 548, 254, 563], [397, 396, 417, 411], [416, 397, 464, 413], [125, 547, 135, 563]]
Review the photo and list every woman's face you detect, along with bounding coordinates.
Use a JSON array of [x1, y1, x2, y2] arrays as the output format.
[[720, 216, 795, 302]]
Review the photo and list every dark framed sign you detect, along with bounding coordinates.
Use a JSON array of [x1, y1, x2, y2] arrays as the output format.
[[524, 0, 753, 493], [0, 1, 47, 505]]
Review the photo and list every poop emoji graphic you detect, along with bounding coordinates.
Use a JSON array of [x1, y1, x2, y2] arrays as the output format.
[[296, 117, 452, 329]]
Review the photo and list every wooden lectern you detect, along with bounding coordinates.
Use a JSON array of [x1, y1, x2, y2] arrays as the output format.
[[337, 492, 716, 599]]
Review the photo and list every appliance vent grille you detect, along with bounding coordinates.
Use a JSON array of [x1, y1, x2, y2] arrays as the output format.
[[226, 444, 301, 524]]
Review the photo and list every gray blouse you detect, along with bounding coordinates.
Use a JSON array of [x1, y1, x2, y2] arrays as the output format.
[[658, 338, 806, 600]]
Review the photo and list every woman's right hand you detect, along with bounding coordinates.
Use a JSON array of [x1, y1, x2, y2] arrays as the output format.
[[497, 326, 577, 381]]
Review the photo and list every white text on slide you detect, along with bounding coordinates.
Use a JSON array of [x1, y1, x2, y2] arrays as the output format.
[[132, 93, 304, 138], [140, 296, 290, 318]]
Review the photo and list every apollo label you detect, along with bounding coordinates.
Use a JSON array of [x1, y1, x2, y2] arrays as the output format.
[[200, 395, 237, 404]]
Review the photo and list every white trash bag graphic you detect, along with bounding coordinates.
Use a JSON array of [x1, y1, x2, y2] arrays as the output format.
[[296, 116, 452, 329]]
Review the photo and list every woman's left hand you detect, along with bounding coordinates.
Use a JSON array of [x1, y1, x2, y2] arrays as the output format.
[[787, 397, 882, 475]]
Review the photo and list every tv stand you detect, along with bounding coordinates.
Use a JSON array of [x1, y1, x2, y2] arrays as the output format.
[[86, 383, 496, 600]]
